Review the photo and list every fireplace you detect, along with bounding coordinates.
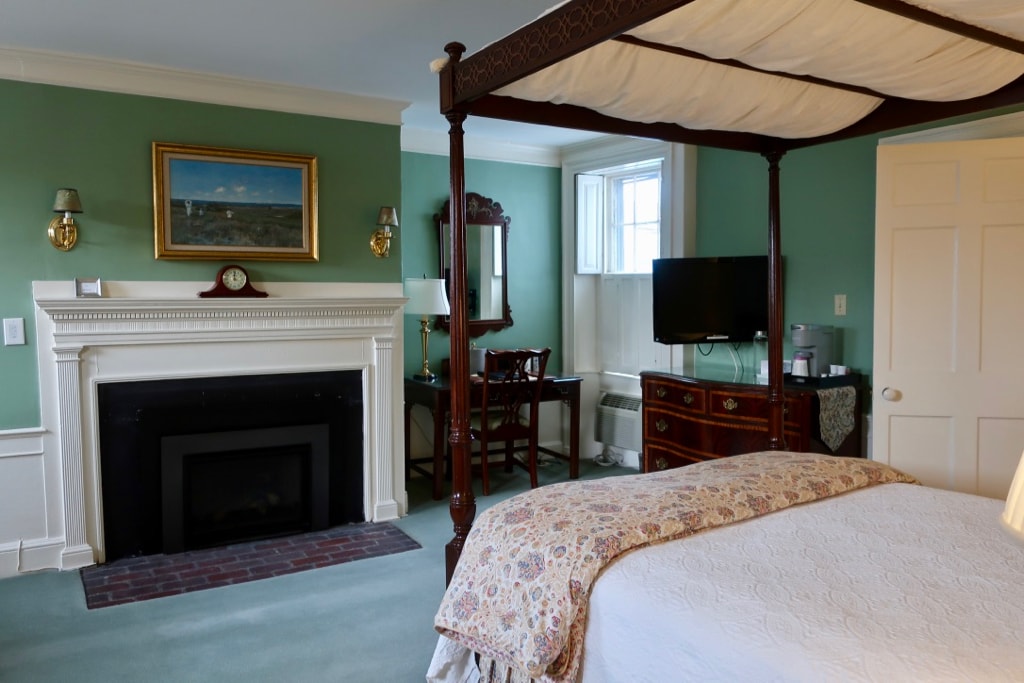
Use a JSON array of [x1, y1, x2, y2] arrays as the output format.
[[31, 280, 405, 571], [98, 371, 361, 561]]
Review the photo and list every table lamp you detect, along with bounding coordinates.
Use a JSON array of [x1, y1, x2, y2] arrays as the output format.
[[1002, 449, 1024, 540], [405, 277, 450, 382]]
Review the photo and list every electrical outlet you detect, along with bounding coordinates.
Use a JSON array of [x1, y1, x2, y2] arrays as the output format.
[[834, 294, 847, 317]]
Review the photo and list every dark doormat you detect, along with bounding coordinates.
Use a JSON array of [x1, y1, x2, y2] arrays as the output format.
[[80, 522, 420, 609]]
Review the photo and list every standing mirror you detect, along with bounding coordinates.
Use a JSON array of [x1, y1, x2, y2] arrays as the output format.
[[434, 192, 512, 338]]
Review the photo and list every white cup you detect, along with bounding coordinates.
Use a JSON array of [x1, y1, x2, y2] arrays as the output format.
[[830, 364, 848, 375], [792, 359, 809, 377]]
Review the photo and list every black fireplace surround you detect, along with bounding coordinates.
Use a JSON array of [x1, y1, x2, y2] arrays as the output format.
[[98, 370, 364, 562]]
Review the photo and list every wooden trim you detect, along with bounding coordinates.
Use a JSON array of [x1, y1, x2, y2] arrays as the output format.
[[446, 0, 696, 108], [852, 0, 1024, 55]]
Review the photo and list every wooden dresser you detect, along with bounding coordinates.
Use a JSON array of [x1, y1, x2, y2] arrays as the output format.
[[640, 371, 862, 472]]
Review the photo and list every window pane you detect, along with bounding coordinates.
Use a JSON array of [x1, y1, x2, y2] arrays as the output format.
[[606, 168, 660, 274]]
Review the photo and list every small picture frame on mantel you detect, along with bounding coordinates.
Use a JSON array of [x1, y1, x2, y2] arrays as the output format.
[[75, 277, 102, 298]]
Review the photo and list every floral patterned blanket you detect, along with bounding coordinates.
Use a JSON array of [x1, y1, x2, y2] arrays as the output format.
[[433, 451, 918, 682]]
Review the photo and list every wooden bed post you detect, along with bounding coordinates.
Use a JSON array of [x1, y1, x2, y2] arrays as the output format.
[[763, 149, 787, 450], [441, 42, 476, 585]]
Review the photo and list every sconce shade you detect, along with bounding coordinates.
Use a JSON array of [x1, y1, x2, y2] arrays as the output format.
[[377, 206, 399, 228], [1002, 450, 1024, 541], [53, 188, 83, 214], [404, 278, 450, 316]]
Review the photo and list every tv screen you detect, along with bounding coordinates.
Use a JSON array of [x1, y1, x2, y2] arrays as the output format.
[[652, 255, 769, 344]]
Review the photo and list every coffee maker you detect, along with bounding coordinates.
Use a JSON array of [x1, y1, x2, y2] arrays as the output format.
[[791, 323, 834, 377]]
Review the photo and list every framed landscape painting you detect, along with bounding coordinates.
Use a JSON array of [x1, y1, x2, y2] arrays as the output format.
[[153, 142, 318, 261]]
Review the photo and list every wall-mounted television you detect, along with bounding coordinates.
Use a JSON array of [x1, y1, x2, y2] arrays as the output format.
[[652, 255, 769, 344]]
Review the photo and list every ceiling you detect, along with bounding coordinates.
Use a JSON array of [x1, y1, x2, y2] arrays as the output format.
[[0, 0, 600, 149]]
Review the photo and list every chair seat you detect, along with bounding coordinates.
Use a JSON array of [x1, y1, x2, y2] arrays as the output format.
[[470, 413, 527, 432]]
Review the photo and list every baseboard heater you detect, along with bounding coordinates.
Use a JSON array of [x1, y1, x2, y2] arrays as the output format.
[[595, 392, 643, 452]]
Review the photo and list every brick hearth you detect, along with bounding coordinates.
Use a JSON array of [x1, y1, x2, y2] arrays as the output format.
[[80, 522, 419, 609]]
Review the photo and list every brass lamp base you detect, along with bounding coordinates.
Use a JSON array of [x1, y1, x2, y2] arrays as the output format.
[[416, 315, 437, 382], [48, 216, 78, 251]]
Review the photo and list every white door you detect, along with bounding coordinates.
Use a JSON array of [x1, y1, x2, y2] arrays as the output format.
[[874, 137, 1024, 498]]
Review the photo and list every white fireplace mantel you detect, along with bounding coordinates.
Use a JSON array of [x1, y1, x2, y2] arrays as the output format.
[[32, 280, 406, 570]]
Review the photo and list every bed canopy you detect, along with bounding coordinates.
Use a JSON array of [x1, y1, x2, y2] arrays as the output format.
[[435, 0, 1024, 581]]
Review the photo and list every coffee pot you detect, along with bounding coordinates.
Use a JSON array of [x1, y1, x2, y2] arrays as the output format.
[[791, 323, 834, 377]]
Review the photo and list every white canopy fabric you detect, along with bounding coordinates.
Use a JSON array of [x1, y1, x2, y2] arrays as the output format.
[[492, 0, 1024, 140]]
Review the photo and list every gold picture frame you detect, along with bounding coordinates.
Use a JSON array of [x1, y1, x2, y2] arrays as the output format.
[[153, 142, 318, 261]]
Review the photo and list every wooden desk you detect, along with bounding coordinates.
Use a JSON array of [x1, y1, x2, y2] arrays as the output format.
[[404, 375, 582, 500]]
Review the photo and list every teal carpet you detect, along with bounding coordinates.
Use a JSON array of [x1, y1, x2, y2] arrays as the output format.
[[0, 458, 628, 682]]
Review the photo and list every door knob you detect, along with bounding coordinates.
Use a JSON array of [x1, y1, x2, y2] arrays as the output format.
[[880, 387, 901, 402]]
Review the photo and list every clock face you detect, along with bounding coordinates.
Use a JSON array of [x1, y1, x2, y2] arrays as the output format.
[[222, 266, 247, 291]]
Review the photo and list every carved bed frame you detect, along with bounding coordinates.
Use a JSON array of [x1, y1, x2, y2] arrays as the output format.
[[435, 0, 1024, 582]]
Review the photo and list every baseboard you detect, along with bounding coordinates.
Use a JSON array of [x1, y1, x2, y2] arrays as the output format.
[[0, 537, 67, 579]]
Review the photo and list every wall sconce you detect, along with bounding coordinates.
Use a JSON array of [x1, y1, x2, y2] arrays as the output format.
[[49, 188, 83, 251], [404, 277, 450, 382], [370, 206, 398, 258]]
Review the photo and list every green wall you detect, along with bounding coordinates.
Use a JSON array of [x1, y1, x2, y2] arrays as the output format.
[[0, 79, 401, 429], [695, 136, 878, 377], [400, 152, 562, 378]]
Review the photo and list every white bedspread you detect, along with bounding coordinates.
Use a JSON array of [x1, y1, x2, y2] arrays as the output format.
[[429, 483, 1024, 682], [580, 484, 1024, 682]]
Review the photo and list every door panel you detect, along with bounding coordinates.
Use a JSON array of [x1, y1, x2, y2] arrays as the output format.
[[889, 226, 956, 371], [889, 416, 953, 489]]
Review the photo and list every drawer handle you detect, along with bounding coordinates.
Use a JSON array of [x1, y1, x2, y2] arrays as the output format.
[[656, 419, 668, 432], [723, 398, 739, 411], [655, 457, 668, 471], [657, 387, 667, 399], [683, 392, 694, 405]]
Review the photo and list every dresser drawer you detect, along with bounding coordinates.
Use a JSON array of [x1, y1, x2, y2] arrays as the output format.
[[644, 406, 693, 442], [707, 391, 802, 426], [708, 389, 768, 421], [644, 443, 717, 471], [643, 378, 705, 414]]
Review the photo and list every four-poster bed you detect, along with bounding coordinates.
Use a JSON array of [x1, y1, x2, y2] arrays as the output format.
[[430, 1, 1024, 680]]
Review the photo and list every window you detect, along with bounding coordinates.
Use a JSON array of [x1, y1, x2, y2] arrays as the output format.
[[576, 159, 662, 275]]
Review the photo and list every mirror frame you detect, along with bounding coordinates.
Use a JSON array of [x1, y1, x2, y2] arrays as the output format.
[[434, 192, 513, 338]]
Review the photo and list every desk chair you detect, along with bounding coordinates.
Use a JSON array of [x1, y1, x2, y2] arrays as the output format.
[[474, 347, 550, 495]]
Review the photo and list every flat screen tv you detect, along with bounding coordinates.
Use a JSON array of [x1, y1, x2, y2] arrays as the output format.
[[652, 255, 769, 344]]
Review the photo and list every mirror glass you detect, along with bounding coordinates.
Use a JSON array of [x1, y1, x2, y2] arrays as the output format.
[[435, 192, 512, 337]]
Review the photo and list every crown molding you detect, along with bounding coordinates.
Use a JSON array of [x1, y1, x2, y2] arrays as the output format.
[[0, 46, 406, 125], [400, 126, 561, 167], [0, 46, 568, 165], [879, 110, 1024, 146]]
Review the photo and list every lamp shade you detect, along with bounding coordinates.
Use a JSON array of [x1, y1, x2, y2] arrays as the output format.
[[1002, 450, 1024, 540], [53, 188, 83, 214], [404, 278, 450, 316], [377, 206, 399, 228]]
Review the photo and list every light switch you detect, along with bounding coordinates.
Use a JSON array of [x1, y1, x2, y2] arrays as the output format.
[[3, 318, 25, 346]]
